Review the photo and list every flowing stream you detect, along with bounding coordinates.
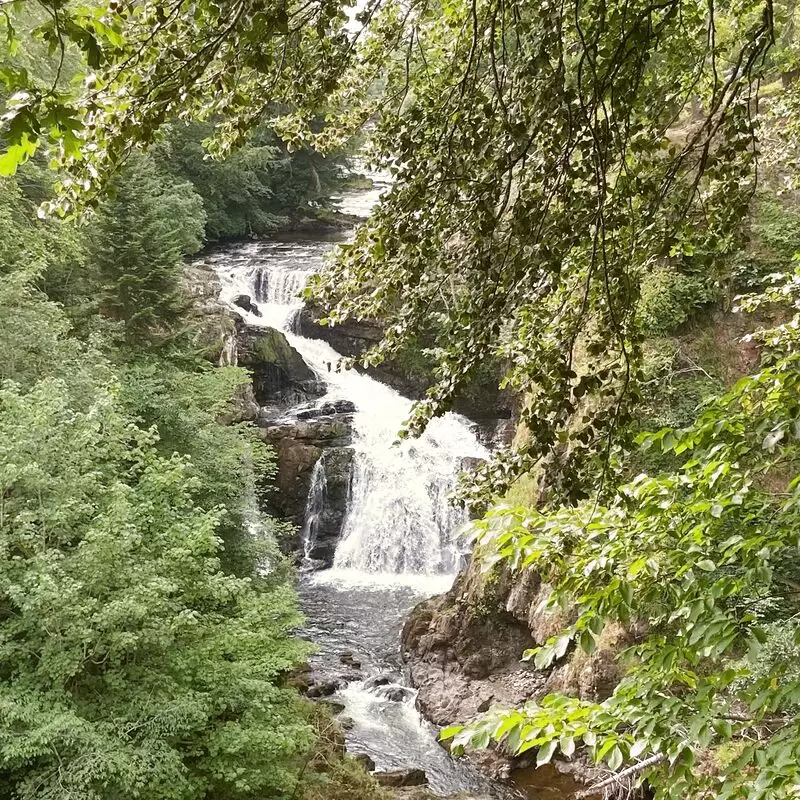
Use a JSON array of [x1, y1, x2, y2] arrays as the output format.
[[206, 182, 518, 797]]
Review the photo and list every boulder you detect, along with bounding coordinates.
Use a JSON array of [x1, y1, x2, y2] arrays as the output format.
[[233, 293, 262, 316], [352, 753, 376, 772], [339, 651, 362, 669], [306, 679, 340, 698], [374, 769, 428, 788], [364, 674, 396, 690], [401, 559, 544, 728], [379, 685, 412, 703], [295, 399, 357, 420], [236, 323, 325, 406]]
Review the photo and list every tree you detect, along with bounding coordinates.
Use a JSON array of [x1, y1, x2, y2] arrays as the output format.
[[441, 270, 800, 799], [88, 154, 205, 345], [0, 276, 312, 800], [156, 121, 348, 242]]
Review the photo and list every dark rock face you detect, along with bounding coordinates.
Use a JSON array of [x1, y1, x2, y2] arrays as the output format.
[[401, 561, 543, 729], [182, 262, 238, 363], [257, 407, 355, 559], [402, 559, 631, 778], [236, 323, 325, 406], [232, 293, 262, 316], [305, 447, 354, 566], [352, 753, 376, 772], [374, 769, 428, 788]]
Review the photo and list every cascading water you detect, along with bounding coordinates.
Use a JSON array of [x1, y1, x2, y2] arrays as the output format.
[[207, 219, 487, 581], [301, 459, 327, 562], [204, 179, 509, 798]]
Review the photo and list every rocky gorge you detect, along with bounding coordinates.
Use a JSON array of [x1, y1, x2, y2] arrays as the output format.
[[184, 209, 595, 800]]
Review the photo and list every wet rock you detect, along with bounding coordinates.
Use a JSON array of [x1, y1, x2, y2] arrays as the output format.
[[295, 399, 356, 420], [401, 559, 544, 729], [236, 323, 325, 406], [233, 293, 262, 316], [319, 700, 346, 715], [284, 664, 312, 694], [374, 769, 428, 788], [306, 679, 340, 698], [364, 674, 395, 690], [262, 437, 323, 533], [352, 753, 375, 772], [259, 418, 353, 447], [258, 405, 284, 425], [303, 447, 355, 566], [339, 651, 362, 669], [379, 686, 412, 703], [339, 716, 355, 731]]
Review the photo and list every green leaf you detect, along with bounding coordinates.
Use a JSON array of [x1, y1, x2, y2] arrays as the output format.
[[537, 740, 557, 767], [439, 725, 463, 741]]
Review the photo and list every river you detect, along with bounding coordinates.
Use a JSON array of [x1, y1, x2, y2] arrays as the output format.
[[204, 180, 547, 798]]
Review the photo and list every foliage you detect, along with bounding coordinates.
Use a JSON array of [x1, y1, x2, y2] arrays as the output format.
[[156, 121, 348, 242], [638, 269, 714, 337], [307, 0, 773, 507], [0, 377, 311, 800], [0, 0, 352, 207], [296, 703, 392, 800], [441, 269, 800, 799], [116, 359, 288, 576], [731, 193, 800, 290], [0, 0, 777, 504], [87, 154, 205, 345], [0, 275, 314, 799]]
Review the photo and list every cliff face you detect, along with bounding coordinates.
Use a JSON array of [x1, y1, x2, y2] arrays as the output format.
[[402, 557, 630, 734]]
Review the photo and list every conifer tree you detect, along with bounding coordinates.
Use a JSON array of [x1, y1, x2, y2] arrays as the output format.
[[89, 155, 205, 345]]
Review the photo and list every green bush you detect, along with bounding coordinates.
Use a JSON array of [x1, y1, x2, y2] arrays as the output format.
[[637, 267, 713, 336]]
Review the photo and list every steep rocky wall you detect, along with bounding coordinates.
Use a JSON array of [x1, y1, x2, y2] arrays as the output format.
[[402, 558, 631, 770]]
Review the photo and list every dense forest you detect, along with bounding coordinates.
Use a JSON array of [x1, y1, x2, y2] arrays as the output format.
[[3, 1, 800, 799]]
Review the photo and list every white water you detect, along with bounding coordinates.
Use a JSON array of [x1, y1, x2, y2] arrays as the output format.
[[206, 186, 487, 581], [204, 180, 504, 797]]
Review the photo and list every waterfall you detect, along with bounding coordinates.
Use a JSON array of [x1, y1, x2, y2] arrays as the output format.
[[205, 183, 488, 580], [301, 459, 327, 562]]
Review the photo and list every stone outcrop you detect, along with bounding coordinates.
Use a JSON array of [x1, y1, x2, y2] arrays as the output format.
[[236, 323, 326, 406], [257, 405, 355, 559], [182, 262, 238, 362], [402, 558, 631, 778], [401, 562, 544, 731], [304, 446, 355, 566], [232, 293, 262, 316], [374, 769, 428, 788]]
